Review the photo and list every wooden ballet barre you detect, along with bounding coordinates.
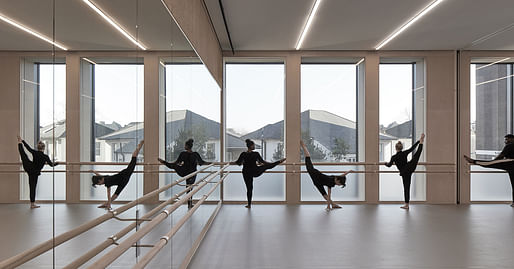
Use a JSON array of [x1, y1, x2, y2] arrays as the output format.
[[0, 161, 455, 166], [468, 170, 511, 173], [88, 164, 230, 269], [0, 164, 215, 269], [210, 161, 455, 166], [221, 170, 456, 174], [133, 172, 229, 269], [63, 175, 212, 269]]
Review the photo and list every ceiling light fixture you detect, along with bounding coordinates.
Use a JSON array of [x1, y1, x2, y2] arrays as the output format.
[[82, 57, 97, 65], [355, 58, 365, 66], [295, 0, 323, 50], [476, 57, 511, 70], [375, 0, 445, 50], [0, 13, 68, 50], [82, 0, 147, 50]]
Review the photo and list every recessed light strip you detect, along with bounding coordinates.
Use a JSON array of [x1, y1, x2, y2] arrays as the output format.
[[82, 57, 97, 65], [0, 13, 68, 50], [375, 0, 445, 50], [82, 0, 147, 50], [295, 0, 323, 50], [355, 58, 365, 66], [476, 57, 511, 70]]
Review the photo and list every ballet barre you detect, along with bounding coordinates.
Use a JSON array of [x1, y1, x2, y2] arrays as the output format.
[[0, 161, 456, 166], [0, 169, 457, 174], [0, 164, 216, 269], [133, 172, 229, 269], [64, 173, 213, 269], [88, 164, 230, 268]]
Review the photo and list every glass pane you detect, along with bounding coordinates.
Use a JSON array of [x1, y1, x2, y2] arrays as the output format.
[[379, 64, 425, 201], [80, 64, 144, 201], [300, 64, 363, 201], [160, 63, 221, 201], [20, 64, 66, 201], [224, 63, 285, 201], [470, 62, 513, 201]]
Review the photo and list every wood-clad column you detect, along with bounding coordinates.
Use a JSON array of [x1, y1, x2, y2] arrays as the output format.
[[365, 54, 379, 203], [285, 54, 301, 204]]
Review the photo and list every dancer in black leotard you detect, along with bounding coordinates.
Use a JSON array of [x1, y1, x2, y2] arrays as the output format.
[[17, 135, 60, 209], [464, 134, 514, 207], [231, 139, 286, 208], [158, 139, 211, 208], [385, 133, 425, 210], [300, 140, 351, 211], [91, 140, 144, 210]]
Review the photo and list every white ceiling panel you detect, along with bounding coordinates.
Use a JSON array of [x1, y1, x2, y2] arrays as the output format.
[[206, 0, 514, 51], [0, 0, 192, 51], [385, 0, 514, 50]]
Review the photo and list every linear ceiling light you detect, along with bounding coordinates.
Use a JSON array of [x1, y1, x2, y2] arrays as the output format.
[[82, 0, 147, 50], [0, 13, 68, 50], [82, 57, 97, 65], [355, 58, 365, 66], [476, 57, 511, 70], [295, 0, 323, 50], [375, 0, 445, 50]]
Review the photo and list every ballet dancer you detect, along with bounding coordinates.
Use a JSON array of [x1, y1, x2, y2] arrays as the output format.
[[300, 140, 351, 211], [17, 135, 60, 208], [385, 133, 425, 210], [91, 140, 144, 210], [158, 138, 211, 208], [231, 139, 286, 208], [464, 134, 514, 207]]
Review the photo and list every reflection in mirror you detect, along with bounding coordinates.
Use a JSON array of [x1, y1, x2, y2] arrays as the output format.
[[0, 0, 222, 268]]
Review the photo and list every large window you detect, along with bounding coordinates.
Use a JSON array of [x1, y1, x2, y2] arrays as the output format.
[[80, 63, 144, 201], [379, 62, 425, 201], [470, 60, 514, 201], [224, 62, 285, 201], [21, 64, 67, 201], [300, 62, 363, 201], [160, 62, 221, 200]]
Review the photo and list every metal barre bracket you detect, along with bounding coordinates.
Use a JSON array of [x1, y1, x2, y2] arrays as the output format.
[[162, 209, 170, 217], [108, 235, 119, 245], [160, 236, 170, 245]]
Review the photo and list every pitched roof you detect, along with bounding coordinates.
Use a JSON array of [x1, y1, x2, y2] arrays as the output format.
[[99, 110, 247, 153], [384, 120, 412, 139]]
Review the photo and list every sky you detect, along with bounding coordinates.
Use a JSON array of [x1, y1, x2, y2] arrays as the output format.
[[166, 64, 220, 122], [40, 63, 418, 135]]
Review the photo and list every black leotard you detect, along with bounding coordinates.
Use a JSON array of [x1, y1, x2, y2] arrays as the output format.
[[162, 151, 210, 184], [305, 157, 336, 196], [19, 141, 57, 175], [104, 157, 137, 196], [385, 140, 423, 203], [235, 151, 282, 205]]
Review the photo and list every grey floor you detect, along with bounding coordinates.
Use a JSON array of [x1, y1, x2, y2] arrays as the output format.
[[0, 203, 218, 268], [1, 204, 513, 269], [189, 204, 514, 269]]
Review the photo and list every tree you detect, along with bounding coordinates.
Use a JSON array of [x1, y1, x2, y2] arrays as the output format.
[[272, 142, 284, 161], [301, 130, 326, 161], [331, 137, 350, 161], [166, 125, 210, 161]]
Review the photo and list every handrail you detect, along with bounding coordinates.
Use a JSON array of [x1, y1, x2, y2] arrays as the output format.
[[88, 164, 230, 268], [0, 161, 456, 166], [63, 173, 213, 269], [133, 172, 229, 269], [0, 164, 215, 269], [0, 170, 457, 174]]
